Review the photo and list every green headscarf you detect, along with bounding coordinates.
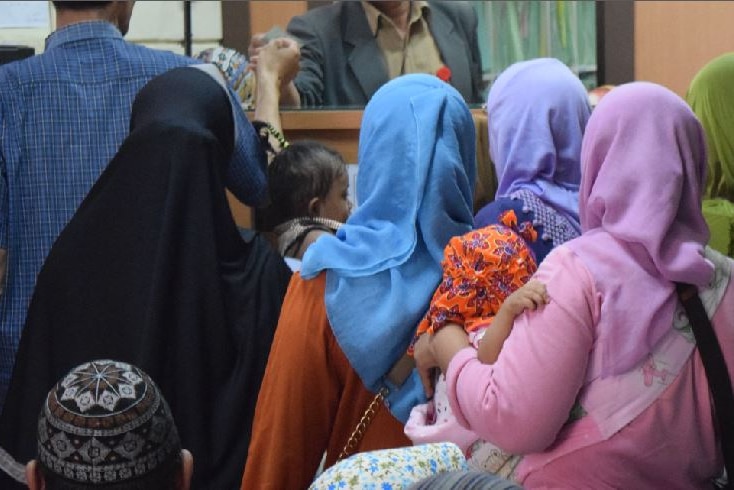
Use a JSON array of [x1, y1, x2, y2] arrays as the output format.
[[686, 52, 734, 201], [687, 52, 734, 256], [703, 199, 734, 255]]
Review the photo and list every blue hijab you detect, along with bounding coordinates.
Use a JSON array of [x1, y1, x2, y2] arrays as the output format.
[[301, 75, 476, 422], [488, 58, 590, 233]]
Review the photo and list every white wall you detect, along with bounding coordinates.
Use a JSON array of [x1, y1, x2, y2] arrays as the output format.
[[127, 1, 222, 55], [0, 2, 53, 55], [0, 1, 223, 57]]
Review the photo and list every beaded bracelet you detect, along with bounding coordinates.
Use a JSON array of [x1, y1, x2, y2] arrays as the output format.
[[252, 120, 289, 156], [265, 122, 289, 149]]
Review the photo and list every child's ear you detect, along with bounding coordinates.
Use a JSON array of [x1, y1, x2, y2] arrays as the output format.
[[308, 197, 321, 217]]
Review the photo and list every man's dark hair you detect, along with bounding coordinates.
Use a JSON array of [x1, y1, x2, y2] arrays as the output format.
[[263, 140, 347, 229], [52, 1, 112, 10]]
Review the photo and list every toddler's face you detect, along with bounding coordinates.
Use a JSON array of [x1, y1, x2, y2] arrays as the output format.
[[318, 172, 351, 223]]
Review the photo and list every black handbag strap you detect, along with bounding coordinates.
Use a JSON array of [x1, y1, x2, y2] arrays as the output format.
[[676, 283, 734, 487]]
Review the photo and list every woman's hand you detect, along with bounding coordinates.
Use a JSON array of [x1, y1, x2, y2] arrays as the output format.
[[413, 324, 471, 398], [253, 38, 301, 108], [254, 38, 300, 86]]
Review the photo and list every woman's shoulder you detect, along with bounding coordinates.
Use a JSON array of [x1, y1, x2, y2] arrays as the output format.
[[291, 229, 334, 261], [702, 198, 734, 257], [537, 245, 598, 299], [474, 197, 557, 263], [282, 269, 328, 310], [702, 246, 733, 309], [474, 197, 526, 228], [517, 245, 602, 340], [277, 217, 340, 259]]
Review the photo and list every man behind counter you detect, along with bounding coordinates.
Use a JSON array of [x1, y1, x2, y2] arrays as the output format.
[[250, 1, 484, 107]]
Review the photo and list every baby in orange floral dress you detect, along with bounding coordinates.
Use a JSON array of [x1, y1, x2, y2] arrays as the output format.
[[406, 217, 547, 477]]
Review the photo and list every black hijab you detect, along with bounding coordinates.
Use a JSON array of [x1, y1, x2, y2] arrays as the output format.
[[0, 67, 291, 489]]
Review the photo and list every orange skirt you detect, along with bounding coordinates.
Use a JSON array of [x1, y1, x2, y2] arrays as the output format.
[[241, 273, 410, 490]]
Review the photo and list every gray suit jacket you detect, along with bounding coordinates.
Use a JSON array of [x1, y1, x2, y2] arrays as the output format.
[[287, 1, 483, 107]]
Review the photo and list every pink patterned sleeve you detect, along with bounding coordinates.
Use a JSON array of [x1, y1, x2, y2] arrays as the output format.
[[445, 246, 601, 454]]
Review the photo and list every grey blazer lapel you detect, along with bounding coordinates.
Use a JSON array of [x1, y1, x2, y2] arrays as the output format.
[[343, 3, 388, 101], [429, 8, 471, 99]]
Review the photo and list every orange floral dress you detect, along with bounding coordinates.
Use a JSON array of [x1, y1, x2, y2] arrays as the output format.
[[405, 214, 538, 477], [411, 213, 538, 348]]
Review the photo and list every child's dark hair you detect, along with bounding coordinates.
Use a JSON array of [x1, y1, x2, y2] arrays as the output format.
[[264, 140, 347, 229]]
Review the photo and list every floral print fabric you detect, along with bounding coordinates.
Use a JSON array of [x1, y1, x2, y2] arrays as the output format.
[[405, 220, 538, 471], [195, 47, 256, 109], [309, 443, 468, 490]]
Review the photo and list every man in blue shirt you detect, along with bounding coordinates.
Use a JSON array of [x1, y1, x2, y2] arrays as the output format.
[[0, 1, 286, 408]]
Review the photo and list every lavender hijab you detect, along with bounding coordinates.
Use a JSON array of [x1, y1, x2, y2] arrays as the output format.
[[567, 82, 714, 376], [488, 58, 590, 233]]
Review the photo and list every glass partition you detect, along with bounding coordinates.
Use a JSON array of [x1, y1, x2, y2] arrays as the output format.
[[474, 1, 596, 91], [280, 1, 597, 108]]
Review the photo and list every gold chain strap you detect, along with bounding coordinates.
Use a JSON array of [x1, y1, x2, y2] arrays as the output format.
[[336, 387, 389, 462]]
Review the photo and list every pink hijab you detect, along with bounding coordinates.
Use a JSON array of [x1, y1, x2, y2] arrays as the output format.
[[567, 82, 714, 376]]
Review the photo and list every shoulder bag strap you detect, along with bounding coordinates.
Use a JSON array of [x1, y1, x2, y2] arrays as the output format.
[[676, 282, 734, 488]]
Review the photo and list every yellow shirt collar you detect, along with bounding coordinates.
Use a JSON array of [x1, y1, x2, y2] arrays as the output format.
[[361, 1, 430, 37]]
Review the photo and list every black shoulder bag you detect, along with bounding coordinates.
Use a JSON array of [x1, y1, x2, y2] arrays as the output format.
[[676, 283, 733, 489]]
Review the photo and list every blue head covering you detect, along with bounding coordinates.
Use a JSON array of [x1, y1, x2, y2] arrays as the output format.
[[488, 58, 590, 233], [301, 74, 476, 422]]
